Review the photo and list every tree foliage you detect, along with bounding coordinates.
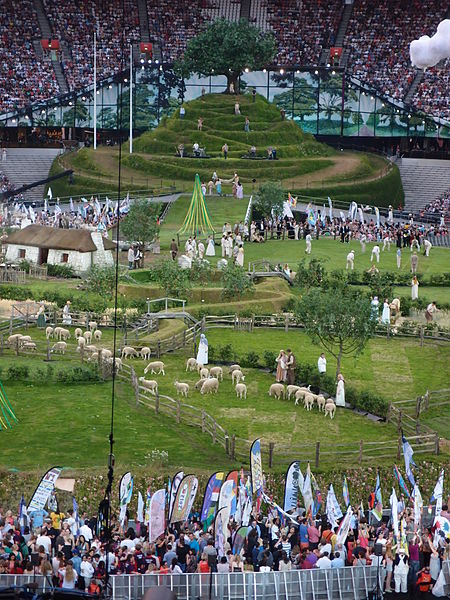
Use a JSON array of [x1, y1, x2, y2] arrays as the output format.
[[178, 19, 276, 89], [84, 265, 117, 298], [121, 199, 160, 263], [295, 288, 376, 377], [221, 264, 254, 299], [152, 261, 191, 298], [254, 181, 285, 220]]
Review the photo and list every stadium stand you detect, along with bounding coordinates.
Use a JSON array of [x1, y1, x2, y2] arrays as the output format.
[[411, 66, 450, 122]]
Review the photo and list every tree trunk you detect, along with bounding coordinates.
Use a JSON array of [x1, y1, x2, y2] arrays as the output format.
[[335, 344, 343, 379], [226, 72, 239, 94]]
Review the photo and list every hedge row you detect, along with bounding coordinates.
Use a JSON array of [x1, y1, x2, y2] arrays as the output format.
[[0, 364, 101, 384]]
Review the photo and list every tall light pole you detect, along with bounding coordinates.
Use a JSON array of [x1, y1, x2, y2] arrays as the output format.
[[129, 44, 133, 154], [93, 32, 97, 150]]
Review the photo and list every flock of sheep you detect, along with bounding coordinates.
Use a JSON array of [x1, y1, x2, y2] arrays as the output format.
[[268, 383, 337, 418]]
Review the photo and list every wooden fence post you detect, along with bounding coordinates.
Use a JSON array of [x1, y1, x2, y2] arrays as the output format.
[[420, 326, 424, 347], [359, 440, 363, 462], [212, 421, 216, 444], [397, 435, 402, 459], [201, 410, 206, 433], [157, 340, 161, 358], [434, 434, 440, 455], [176, 400, 181, 424], [231, 435, 236, 460], [9, 315, 12, 334], [285, 315, 289, 333], [269, 442, 274, 468], [46, 340, 52, 361], [397, 410, 402, 435], [15, 338, 19, 357], [415, 396, 421, 419], [225, 434, 229, 456], [0, 334, 3, 355], [315, 441, 320, 468], [155, 393, 159, 415]]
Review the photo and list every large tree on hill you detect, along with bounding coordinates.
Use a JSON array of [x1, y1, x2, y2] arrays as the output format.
[[178, 19, 276, 92], [121, 199, 160, 266]]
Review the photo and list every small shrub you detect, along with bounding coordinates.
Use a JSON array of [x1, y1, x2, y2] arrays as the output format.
[[45, 263, 76, 278], [6, 365, 29, 380], [263, 350, 277, 370], [152, 260, 191, 298], [190, 259, 212, 284], [18, 260, 31, 273], [221, 264, 254, 299], [218, 344, 234, 362], [241, 351, 260, 369]]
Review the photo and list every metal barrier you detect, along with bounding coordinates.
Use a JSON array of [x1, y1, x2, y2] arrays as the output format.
[[1, 563, 449, 600]]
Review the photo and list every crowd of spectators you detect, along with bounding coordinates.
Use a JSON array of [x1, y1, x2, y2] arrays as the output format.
[[0, 0, 59, 114], [411, 66, 450, 122], [0, 170, 24, 203], [423, 191, 449, 216]]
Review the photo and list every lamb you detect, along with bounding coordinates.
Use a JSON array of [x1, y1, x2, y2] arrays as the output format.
[[196, 363, 204, 373], [194, 379, 205, 391], [83, 331, 92, 343], [121, 346, 139, 359], [88, 352, 99, 362], [74, 328, 83, 339], [8, 334, 22, 346], [209, 366, 223, 381], [105, 356, 122, 372], [22, 341, 37, 351], [174, 381, 189, 397], [231, 369, 245, 385], [303, 393, 315, 411], [200, 378, 219, 395], [93, 330, 102, 341], [51, 341, 67, 354], [59, 328, 70, 341], [186, 358, 197, 372], [294, 387, 312, 406], [45, 326, 54, 339], [324, 400, 336, 419], [316, 394, 326, 412], [88, 321, 98, 332], [144, 361, 165, 375], [286, 385, 301, 400], [84, 344, 98, 355], [53, 327, 62, 339], [199, 367, 209, 380], [140, 346, 151, 360], [19, 335, 32, 347], [235, 382, 247, 399], [77, 336, 86, 348], [269, 383, 285, 399], [100, 349, 112, 359], [228, 364, 241, 374], [139, 377, 158, 395]]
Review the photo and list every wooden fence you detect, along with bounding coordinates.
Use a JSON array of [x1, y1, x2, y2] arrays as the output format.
[[392, 388, 450, 419], [0, 268, 26, 283]]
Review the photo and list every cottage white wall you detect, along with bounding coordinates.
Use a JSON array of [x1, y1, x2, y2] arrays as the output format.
[[5, 244, 39, 263], [90, 232, 114, 268], [47, 249, 92, 273]]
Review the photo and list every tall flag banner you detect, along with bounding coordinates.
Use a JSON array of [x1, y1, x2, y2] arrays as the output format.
[[394, 465, 411, 499], [137, 492, 144, 523], [18, 495, 27, 535], [72, 497, 80, 536], [47, 187, 53, 200], [144, 488, 151, 526], [169, 471, 184, 521], [339, 211, 346, 222], [374, 206, 380, 228], [119, 472, 133, 527], [148, 489, 165, 542], [214, 508, 227, 557], [402, 435, 416, 487], [328, 197, 333, 220], [302, 465, 313, 514], [232, 526, 250, 555], [372, 473, 383, 521], [349, 201, 357, 220], [170, 475, 198, 524], [225, 471, 238, 517], [69, 198, 75, 213], [321, 205, 326, 225], [307, 208, 316, 227], [430, 469, 444, 518], [178, 174, 215, 236], [358, 207, 364, 224], [413, 484, 423, 527], [241, 496, 253, 526], [336, 506, 352, 546], [343, 476, 350, 508], [44, 198, 48, 213], [218, 480, 235, 513], [309, 466, 322, 517], [250, 439, 263, 496], [0, 381, 18, 431], [283, 461, 300, 512], [390, 488, 399, 539], [200, 472, 225, 527], [28, 467, 62, 511], [326, 485, 343, 529], [262, 492, 298, 525]]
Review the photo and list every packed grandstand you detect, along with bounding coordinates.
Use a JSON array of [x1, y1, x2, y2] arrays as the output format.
[[0, 0, 449, 121]]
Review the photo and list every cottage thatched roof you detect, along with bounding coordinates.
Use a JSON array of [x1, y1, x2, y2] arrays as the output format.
[[6, 225, 116, 253]]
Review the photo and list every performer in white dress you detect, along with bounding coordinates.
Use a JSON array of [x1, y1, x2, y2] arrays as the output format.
[[336, 374, 345, 407], [411, 276, 419, 300], [381, 299, 390, 324], [196, 334, 208, 365], [370, 296, 379, 321], [62, 301, 72, 325], [206, 236, 215, 256], [198, 241, 205, 259], [236, 246, 244, 267]]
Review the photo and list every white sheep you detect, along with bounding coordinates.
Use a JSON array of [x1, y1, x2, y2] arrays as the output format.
[[77, 336, 86, 348], [84, 344, 98, 354], [231, 369, 245, 385], [45, 326, 54, 339], [59, 328, 70, 341], [106, 356, 122, 373], [22, 341, 37, 351], [53, 327, 62, 339], [269, 383, 285, 399], [303, 393, 315, 411], [196, 363, 204, 373], [93, 330, 102, 341], [74, 328, 83, 339], [186, 358, 197, 372], [88, 352, 99, 362], [139, 377, 158, 395], [294, 387, 312, 406], [316, 395, 326, 412], [194, 379, 205, 391], [144, 361, 165, 375], [51, 341, 67, 354], [83, 331, 92, 343], [324, 400, 336, 419], [18, 335, 32, 347], [174, 381, 189, 397], [199, 367, 209, 380], [121, 346, 139, 359], [200, 378, 219, 395], [209, 366, 223, 381], [8, 334, 22, 346], [140, 346, 151, 360], [235, 382, 247, 399], [88, 321, 98, 332], [100, 348, 112, 359], [228, 364, 241, 374]]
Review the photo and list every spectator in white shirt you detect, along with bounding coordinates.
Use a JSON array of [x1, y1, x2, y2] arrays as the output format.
[[318, 353, 327, 374], [36, 531, 52, 555], [316, 551, 332, 569], [79, 520, 93, 542]]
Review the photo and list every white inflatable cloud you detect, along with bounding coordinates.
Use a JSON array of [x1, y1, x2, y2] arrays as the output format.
[[410, 19, 450, 69]]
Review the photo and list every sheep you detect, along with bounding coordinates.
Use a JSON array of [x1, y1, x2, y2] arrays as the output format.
[[74, 328, 83, 339], [200, 378, 219, 395], [294, 387, 312, 406], [84, 344, 98, 355], [88, 321, 98, 332], [88, 352, 99, 362], [83, 331, 92, 343], [228, 364, 241, 374], [93, 330, 102, 341], [186, 358, 197, 372], [174, 381, 189, 397], [194, 379, 205, 391], [77, 336, 86, 348], [324, 400, 336, 419], [53, 327, 62, 339], [235, 382, 247, 399], [59, 328, 70, 341], [18, 335, 32, 347], [303, 393, 315, 411], [196, 363, 204, 374], [316, 394, 326, 412], [209, 366, 223, 381], [121, 346, 139, 359], [269, 383, 285, 399], [22, 341, 37, 351], [105, 356, 122, 373], [45, 326, 54, 339], [286, 385, 302, 400], [199, 367, 209, 380], [144, 361, 165, 376], [139, 377, 158, 395], [51, 341, 67, 354], [231, 369, 245, 385], [100, 348, 112, 359], [140, 346, 151, 360], [8, 334, 22, 346]]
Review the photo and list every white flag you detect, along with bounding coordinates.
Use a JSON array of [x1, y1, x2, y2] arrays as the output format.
[[137, 492, 144, 523], [390, 488, 399, 538], [47, 187, 53, 200], [328, 197, 333, 220], [70, 198, 74, 213], [326, 484, 343, 529], [431, 469, 444, 518], [413, 484, 423, 527]]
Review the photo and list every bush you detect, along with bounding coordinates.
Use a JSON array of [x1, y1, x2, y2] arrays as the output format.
[[263, 350, 277, 370], [6, 365, 29, 380], [84, 265, 116, 297], [18, 260, 31, 274], [152, 260, 191, 298], [56, 366, 100, 383], [293, 258, 325, 288], [190, 259, 212, 285], [221, 264, 254, 299], [0, 285, 29, 301], [241, 351, 260, 369], [45, 263, 76, 278], [218, 344, 234, 362]]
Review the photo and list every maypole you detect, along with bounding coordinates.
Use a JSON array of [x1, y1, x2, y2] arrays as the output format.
[[0, 380, 18, 430], [178, 174, 215, 237]]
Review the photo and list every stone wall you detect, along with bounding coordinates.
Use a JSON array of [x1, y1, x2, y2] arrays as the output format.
[[90, 232, 114, 268]]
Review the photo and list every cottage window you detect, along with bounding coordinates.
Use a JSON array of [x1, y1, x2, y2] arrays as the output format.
[[61, 253, 69, 263], [19, 249, 26, 259]]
